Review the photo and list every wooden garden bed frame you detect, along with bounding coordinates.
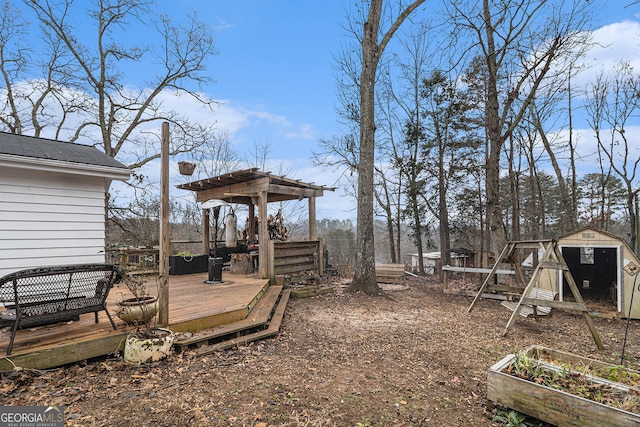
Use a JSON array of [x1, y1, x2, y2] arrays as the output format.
[[488, 346, 640, 426]]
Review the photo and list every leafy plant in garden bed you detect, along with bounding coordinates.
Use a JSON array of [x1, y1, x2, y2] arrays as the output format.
[[492, 409, 530, 427], [503, 351, 640, 414]]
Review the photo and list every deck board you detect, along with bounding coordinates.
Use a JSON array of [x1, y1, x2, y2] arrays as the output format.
[[0, 272, 269, 367]]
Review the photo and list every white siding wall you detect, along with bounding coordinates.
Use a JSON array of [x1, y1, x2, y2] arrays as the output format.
[[0, 167, 107, 277]]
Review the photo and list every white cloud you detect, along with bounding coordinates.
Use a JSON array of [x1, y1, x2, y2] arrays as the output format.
[[573, 20, 640, 88], [153, 91, 318, 149], [284, 123, 316, 140], [243, 109, 292, 127], [212, 19, 234, 32]]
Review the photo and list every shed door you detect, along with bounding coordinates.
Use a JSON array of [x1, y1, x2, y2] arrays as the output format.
[[562, 246, 618, 301]]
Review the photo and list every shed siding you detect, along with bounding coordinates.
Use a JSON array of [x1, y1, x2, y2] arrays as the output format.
[[0, 167, 106, 276], [555, 227, 640, 318]]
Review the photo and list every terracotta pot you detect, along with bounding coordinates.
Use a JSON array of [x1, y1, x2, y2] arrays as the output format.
[[124, 327, 175, 364], [115, 296, 158, 325]]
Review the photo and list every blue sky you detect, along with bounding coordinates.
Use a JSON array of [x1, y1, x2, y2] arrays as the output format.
[[162, 0, 347, 160], [153, 0, 640, 221], [10, 1, 640, 222]]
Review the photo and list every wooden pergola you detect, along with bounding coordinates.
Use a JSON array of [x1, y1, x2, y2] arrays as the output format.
[[177, 168, 334, 279]]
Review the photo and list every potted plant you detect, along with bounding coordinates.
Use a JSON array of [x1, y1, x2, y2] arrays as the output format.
[[115, 273, 175, 364]]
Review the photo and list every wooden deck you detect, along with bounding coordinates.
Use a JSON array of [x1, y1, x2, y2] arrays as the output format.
[[0, 272, 270, 371]]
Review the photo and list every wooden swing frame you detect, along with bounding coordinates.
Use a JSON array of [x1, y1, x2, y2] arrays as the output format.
[[467, 239, 603, 349]]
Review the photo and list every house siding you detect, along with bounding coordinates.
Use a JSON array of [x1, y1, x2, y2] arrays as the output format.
[[0, 167, 107, 276]]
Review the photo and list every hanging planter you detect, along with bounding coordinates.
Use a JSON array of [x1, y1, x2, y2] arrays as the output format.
[[124, 327, 175, 364], [178, 161, 196, 176]]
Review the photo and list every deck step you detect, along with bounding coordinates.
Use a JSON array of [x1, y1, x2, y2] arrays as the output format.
[[194, 289, 291, 356], [173, 286, 285, 353]]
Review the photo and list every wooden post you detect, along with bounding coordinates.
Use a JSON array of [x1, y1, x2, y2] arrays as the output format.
[[248, 202, 256, 243], [309, 196, 317, 240], [318, 237, 324, 275], [258, 190, 268, 279], [203, 208, 210, 254], [158, 122, 170, 326]]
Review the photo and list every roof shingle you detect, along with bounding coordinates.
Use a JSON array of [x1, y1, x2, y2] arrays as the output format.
[[0, 132, 128, 169]]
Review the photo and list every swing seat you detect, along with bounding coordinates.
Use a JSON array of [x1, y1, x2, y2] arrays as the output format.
[[502, 288, 557, 318]]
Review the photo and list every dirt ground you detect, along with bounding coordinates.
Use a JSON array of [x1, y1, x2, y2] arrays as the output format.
[[2, 275, 640, 426]]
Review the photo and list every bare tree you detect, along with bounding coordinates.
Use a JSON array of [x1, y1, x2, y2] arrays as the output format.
[[585, 61, 640, 248], [0, 2, 29, 134], [2, 0, 221, 174], [351, 0, 426, 295], [451, 0, 593, 254], [372, 57, 411, 265], [378, 25, 433, 274]]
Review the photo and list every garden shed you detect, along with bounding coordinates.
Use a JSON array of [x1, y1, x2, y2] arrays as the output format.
[[0, 133, 131, 276], [542, 227, 640, 319]]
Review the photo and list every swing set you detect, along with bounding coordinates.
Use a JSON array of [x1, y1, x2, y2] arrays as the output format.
[[467, 239, 603, 349]]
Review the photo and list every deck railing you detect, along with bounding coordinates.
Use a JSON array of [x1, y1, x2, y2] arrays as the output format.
[[108, 239, 327, 283], [106, 247, 160, 275]]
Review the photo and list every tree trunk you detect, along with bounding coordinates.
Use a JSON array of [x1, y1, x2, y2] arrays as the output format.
[[483, 0, 507, 255], [350, 2, 382, 295], [438, 136, 450, 280], [508, 133, 520, 241], [438, 189, 450, 280], [412, 194, 426, 275], [350, 0, 426, 294], [374, 172, 397, 263]]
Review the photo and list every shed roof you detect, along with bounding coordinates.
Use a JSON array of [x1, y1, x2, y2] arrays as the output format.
[[178, 168, 335, 204], [558, 226, 627, 243]]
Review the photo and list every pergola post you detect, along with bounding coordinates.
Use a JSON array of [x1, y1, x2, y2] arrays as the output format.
[[258, 190, 268, 279], [248, 202, 256, 243], [309, 196, 317, 240]]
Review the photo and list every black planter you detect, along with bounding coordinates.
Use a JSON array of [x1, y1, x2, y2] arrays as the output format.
[[169, 254, 208, 275]]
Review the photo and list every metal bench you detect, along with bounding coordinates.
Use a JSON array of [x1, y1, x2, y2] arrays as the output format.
[[0, 264, 122, 355]]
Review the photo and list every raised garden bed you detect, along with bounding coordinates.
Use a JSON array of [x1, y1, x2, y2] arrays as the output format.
[[169, 254, 208, 275], [488, 345, 640, 426]]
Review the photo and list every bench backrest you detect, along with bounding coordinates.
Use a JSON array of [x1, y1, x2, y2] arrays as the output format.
[[0, 264, 123, 309]]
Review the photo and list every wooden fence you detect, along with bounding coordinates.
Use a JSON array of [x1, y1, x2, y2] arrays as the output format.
[[266, 240, 323, 282], [106, 247, 160, 275]]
